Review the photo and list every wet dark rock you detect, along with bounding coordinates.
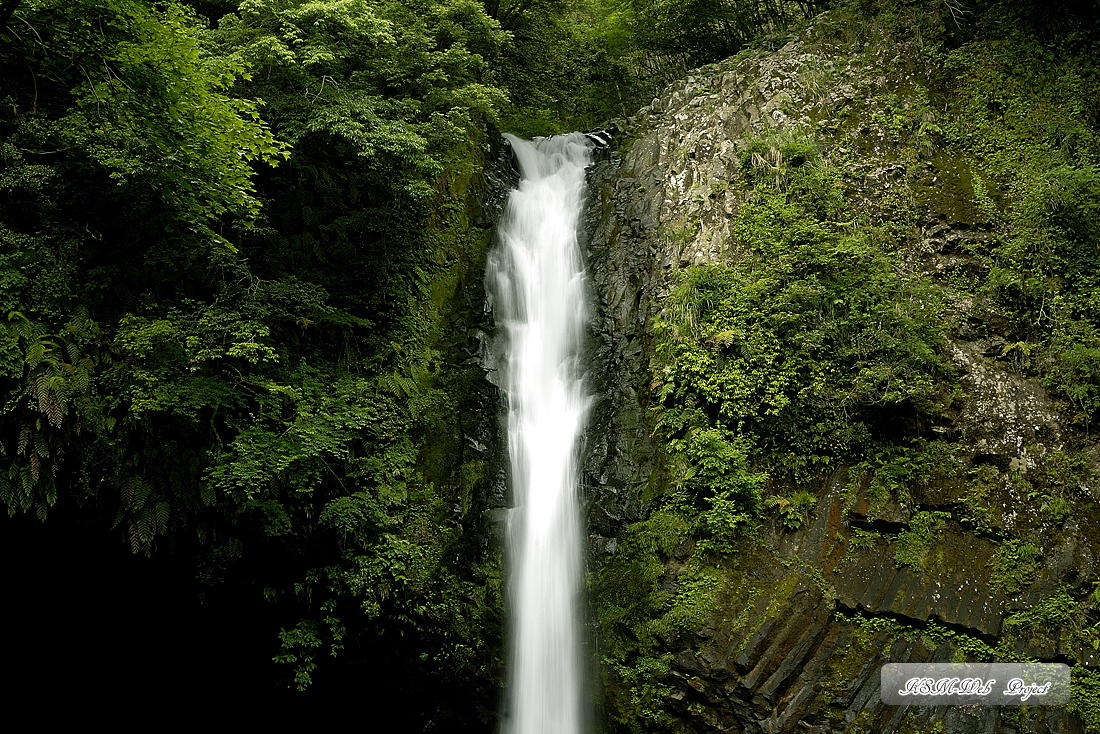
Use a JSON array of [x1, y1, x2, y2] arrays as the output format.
[[477, 133, 522, 534]]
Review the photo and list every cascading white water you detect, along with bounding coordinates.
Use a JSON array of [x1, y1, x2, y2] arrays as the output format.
[[488, 133, 593, 734]]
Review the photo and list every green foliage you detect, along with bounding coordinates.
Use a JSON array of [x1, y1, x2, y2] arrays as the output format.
[[960, 464, 1000, 533], [893, 510, 949, 570], [652, 128, 948, 483], [598, 506, 693, 646], [989, 539, 1042, 594], [492, 0, 650, 134], [1, 0, 506, 714], [1001, 588, 1079, 638], [603, 653, 676, 730], [272, 600, 347, 690], [685, 429, 766, 548], [0, 0, 295, 547], [1, 0, 286, 269], [996, 588, 1100, 726], [494, 0, 822, 135], [196, 0, 509, 349], [599, 0, 816, 79], [209, 0, 507, 148], [1070, 665, 1100, 732], [764, 489, 817, 530], [1017, 450, 1096, 525], [0, 309, 104, 520], [846, 441, 958, 515], [739, 127, 821, 189], [847, 527, 881, 551], [596, 502, 737, 731], [837, 607, 999, 663], [651, 567, 722, 638]]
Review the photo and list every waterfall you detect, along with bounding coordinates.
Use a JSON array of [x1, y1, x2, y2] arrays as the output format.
[[488, 133, 593, 734]]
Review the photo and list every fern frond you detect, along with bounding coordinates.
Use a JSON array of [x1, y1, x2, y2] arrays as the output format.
[[8, 312, 39, 341], [137, 508, 154, 542], [42, 471, 56, 506], [25, 342, 45, 368], [133, 477, 151, 509], [33, 431, 48, 460], [121, 476, 136, 508], [74, 367, 90, 393], [0, 469, 11, 508], [17, 424, 30, 456], [377, 374, 401, 396], [155, 500, 170, 534], [39, 380, 66, 428], [410, 365, 431, 386], [19, 465, 33, 509], [712, 329, 737, 348]]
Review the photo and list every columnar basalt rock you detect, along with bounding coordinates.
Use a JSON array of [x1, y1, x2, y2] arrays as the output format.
[[581, 13, 1098, 734]]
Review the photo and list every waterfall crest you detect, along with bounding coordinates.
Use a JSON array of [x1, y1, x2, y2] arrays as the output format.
[[488, 133, 593, 734]]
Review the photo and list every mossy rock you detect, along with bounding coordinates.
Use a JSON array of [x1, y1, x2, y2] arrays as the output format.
[[915, 151, 986, 226]]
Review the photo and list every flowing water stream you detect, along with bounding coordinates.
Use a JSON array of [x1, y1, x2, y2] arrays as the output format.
[[488, 133, 593, 734]]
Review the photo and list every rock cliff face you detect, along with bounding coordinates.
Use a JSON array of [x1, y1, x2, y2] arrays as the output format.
[[580, 11, 1099, 734]]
